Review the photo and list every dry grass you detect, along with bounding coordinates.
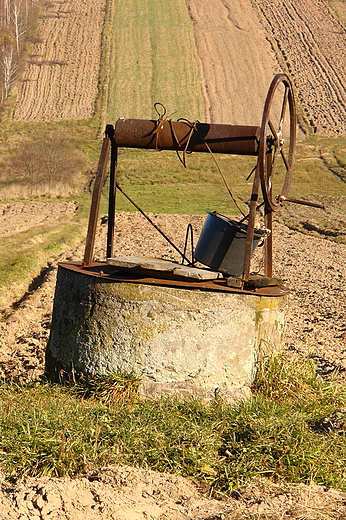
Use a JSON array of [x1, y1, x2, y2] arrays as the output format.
[[1, 352, 346, 495]]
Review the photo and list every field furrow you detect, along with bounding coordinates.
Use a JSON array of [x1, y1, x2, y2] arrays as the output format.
[[185, 0, 279, 125], [254, 0, 346, 135], [12, 0, 106, 121], [10, 0, 346, 134]]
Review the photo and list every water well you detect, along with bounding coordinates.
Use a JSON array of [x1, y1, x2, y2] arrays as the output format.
[[46, 74, 322, 400]]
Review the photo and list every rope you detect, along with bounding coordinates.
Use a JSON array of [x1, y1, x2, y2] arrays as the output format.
[[176, 118, 247, 218], [152, 103, 177, 150], [152, 107, 247, 218], [115, 183, 192, 265], [114, 104, 264, 265]]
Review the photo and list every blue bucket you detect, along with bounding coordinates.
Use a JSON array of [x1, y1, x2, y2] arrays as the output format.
[[194, 212, 266, 277]]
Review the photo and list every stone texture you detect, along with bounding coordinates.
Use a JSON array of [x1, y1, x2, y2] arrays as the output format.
[[107, 255, 222, 280], [46, 265, 287, 399]]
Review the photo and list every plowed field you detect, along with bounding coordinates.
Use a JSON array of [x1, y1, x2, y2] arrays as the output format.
[[12, 0, 106, 121], [253, 0, 346, 135], [2, 206, 346, 518], [11, 0, 346, 135], [186, 0, 346, 133], [185, 0, 279, 125]]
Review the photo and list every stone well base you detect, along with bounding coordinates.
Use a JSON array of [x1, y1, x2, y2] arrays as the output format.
[[46, 264, 288, 401]]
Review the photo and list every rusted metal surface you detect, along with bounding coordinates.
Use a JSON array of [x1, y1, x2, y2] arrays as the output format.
[[258, 73, 296, 212], [114, 118, 261, 156], [242, 166, 261, 284], [106, 140, 118, 259], [82, 125, 113, 267], [82, 74, 315, 288], [264, 149, 273, 277], [264, 208, 273, 278], [66, 261, 289, 297], [281, 197, 325, 209]]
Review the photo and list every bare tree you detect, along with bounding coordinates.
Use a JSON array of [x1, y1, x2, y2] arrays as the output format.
[[11, 0, 27, 53], [0, 0, 38, 102], [1, 0, 12, 29], [0, 44, 20, 100], [9, 131, 85, 193]]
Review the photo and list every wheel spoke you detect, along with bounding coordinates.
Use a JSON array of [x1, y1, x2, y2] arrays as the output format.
[[280, 148, 289, 171], [267, 117, 281, 176], [268, 119, 278, 141], [271, 148, 279, 175], [258, 74, 296, 212], [279, 86, 289, 131]]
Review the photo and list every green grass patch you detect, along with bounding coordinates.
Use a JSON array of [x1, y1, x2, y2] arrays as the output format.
[[0, 205, 89, 313], [1, 353, 346, 491], [113, 135, 346, 215], [326, 1, 346, 27], [106, 0, 204, 122], [1, 130, 346, 310]]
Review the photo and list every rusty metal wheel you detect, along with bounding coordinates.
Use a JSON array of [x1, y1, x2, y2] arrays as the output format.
[[258, 73, 297, 212]]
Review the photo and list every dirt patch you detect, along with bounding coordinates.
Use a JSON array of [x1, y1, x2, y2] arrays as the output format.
[[0, 466, 234, 520], [12, 0, 346, 135], [1, 466, 346, 520], [186, 0, 346, 134], [185, 0, 346, 134], [185, 0, 280, 126], [2, 204, 346, 383], [5, 0, 346, 515], [0, 201, 78, 236], [1, 204, 346, 517]]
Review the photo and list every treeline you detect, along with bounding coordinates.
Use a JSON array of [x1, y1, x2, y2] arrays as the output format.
[[0, 0, 38, 101]]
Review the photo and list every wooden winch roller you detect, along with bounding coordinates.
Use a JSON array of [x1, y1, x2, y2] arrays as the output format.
[[82, 73, 322, 287]]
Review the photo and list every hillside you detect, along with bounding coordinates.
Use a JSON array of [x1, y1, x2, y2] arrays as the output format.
[[11, 0, 346, 134], [188, 0, 346, 133]]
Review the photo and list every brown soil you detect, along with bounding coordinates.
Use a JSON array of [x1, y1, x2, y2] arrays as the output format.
[[187, 0, 346, 134], [2, 466, 346, 520], [3, 201, 346, 384], [186, 0, 346, 134], [0, 201, 78, 237], [12, 0, 106, 121], [185, 0, 279, 126], [1, 203, 346, 518], [12, 0, 346, 135], [253, 0, 346, 135]]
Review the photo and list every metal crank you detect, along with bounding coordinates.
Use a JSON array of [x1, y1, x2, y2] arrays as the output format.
[[242, 73, 323, 283]]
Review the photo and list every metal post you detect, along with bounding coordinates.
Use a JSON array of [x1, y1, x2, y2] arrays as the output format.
[[82, 126, 112, 267], [264, 149, 273, 277], [106, 130, 117, 259], [264, 209, 273, 277], [242, 166, 261, 283]]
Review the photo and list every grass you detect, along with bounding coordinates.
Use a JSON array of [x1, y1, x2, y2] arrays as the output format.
[[105, 0, 204, 122], [1, 131, 346, 312], [0, 200, 90, 313], [0, 0, 346, 495], [0, 120, 103, 199], [1, 127, 346, 213], [1, 352, 346, 492], [114, 135, 346, 215], [326, 1, 346, 26]]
